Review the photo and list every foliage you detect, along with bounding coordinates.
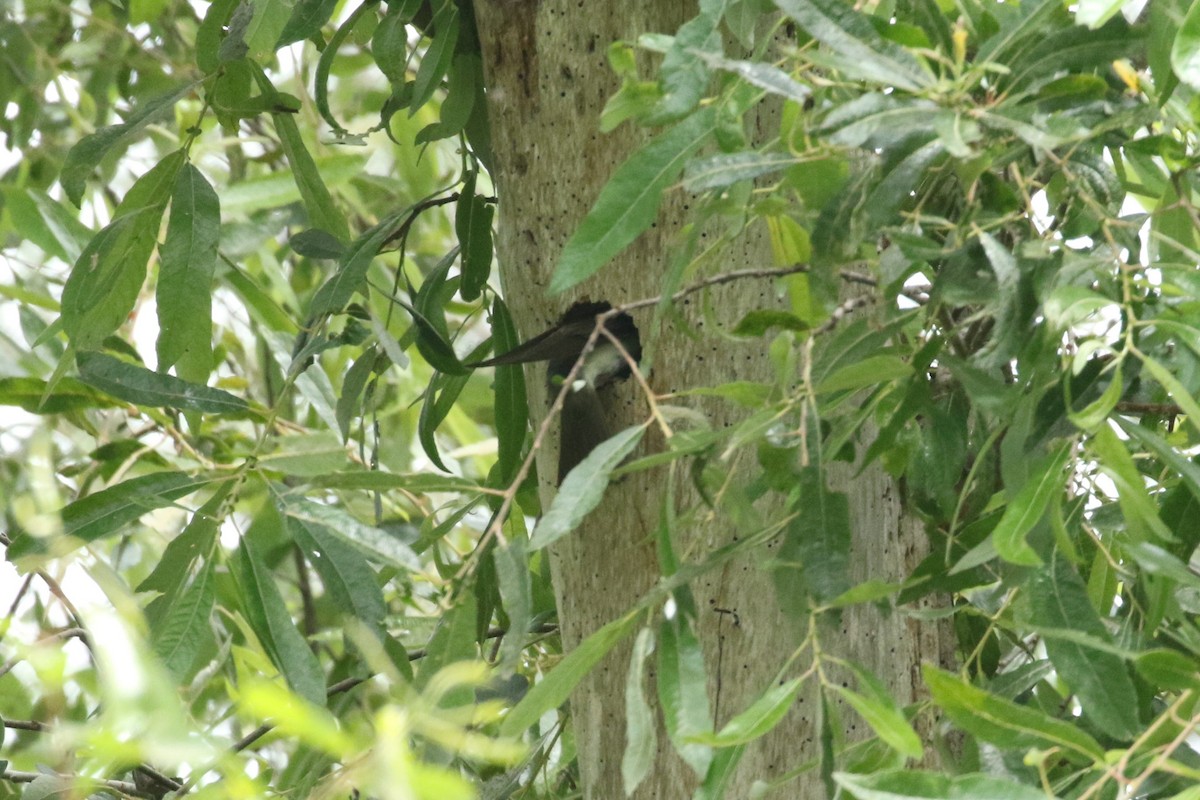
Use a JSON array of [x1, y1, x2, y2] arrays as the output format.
[[2, 0, 1200, 798]]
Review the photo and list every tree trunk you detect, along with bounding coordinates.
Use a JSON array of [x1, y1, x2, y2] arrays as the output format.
[[472, 3, 953, 796]]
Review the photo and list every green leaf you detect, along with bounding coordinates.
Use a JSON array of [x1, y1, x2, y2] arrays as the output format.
[[499, 612, 639, 737], [551, 107, 717, 294], [77, 351, 251, 415], [1026, 551, 1140, 740], [220, 154, 367, 215], [1139, 353, 1200, 438], [693, 51, 812, 104], [690, 678, 802, 747], [410, 2, 458, 114], [837, 662, 923, 758], [684, 151, 801, 192], [308, 208, 407, 318], [157, 164, 220, 382], [249, 63, 350, 242], [63, 472, 217, 544], [781, 466, 851, 603], [0, 377, 118, 413], [495, 535, 531, 668], [731, 309, 809, 337], [280, 497, 421, 571], [277, 0, 339, 46], [418, 369, 471, 473], [60, 81, 198, 206], [235, 528, 327, 706], [645, 3, 723, 122], [922, 664, 1105, 761], [288, 508, 388, 633], [622, 628, 657, 794], [1115, 416, 1200, 505], [491, 298, 528, 484], [417, 52, 481, 143], [775, 0, 932, 91], [992, 439, 1073, 565], [61, 212, 159, 351], [1171, 0, 1200, 91], [153, 559, 216, 680], [657, 612, 713, 775], [414, 591, 478, 704], [307, 470, 482, 494], [1135, 649, 1200, 691], [835, 769, 1054, 800], [137, 487, 228, 593], [456, 174, 494, 301], [814, 354, 911, 395], [530, 425, 646, 550]]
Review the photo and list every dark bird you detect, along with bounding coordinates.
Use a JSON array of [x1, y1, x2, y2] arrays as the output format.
[[470, 302, 641, 483]]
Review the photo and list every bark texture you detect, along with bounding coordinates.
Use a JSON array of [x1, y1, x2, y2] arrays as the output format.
[[471, 3, 952, 797]]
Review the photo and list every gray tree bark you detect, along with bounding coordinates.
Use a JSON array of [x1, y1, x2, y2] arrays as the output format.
[[472, 3, 953, 797]]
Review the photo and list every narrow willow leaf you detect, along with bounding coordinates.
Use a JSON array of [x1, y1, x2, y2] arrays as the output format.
[[645, 3, 722, 122], [693, 51, 812, 103], [992, 439, 1073, 565], [9, 473, 222, 557], [153, 559, 216, 680], [922, 665, 1105, 761], [494, 536, 531, 669], [831, 684, 922, 758], [690, 678, 802, 747], [1139, 354, 1200, 437], [418, 369, 471, 473], [281, 497, 421, 571], [782, 466, 851, 604], [77, 351, 251, 415], [308, 208, 407, 318], [220, 154, 366, 215], [1135, 649, 1200, 691], [242, 0, 292, 59], [61, 212, 159, 351], [410, 2, 458, 114], [657, 613, 713, 775], [491, 297, 527, 484], [835, 769, 1053, 800], [417, 52, 480, 143], [157, 164, 220, 382], [551, 107, 717, 294], [1026, 552, 1139, 739], [499, 612, 639, 737], [683, 151, 802, 192], [1089, 424, 1173, 543], [1171, 0, 1200, 91], [289, 510, 387, 633], [530, 425, 646, 550], [456, 188, 494, 301], [774, 0, 932, 91], [0, 377, 118, 413], [622, 628, 657, 795], [814, 354, 911, 395], [235, 531, 327, 706], [414, 589, 480, 695], [60, 81, 198, 206], [136, 487, 228, 593], [248, 63, 350, 242], [307, 470, 482, 494], [277, 0, 339, 46], [1116, 415, 1200, 504]]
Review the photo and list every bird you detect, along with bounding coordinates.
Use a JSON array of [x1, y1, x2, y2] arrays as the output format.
[[469, 302, 641, 483]]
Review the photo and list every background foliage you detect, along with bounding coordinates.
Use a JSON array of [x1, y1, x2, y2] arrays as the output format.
[[3, 0, 1200, 798]]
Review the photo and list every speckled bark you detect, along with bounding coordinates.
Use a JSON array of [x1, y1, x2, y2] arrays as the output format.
[[471, 3, 952, 797]]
